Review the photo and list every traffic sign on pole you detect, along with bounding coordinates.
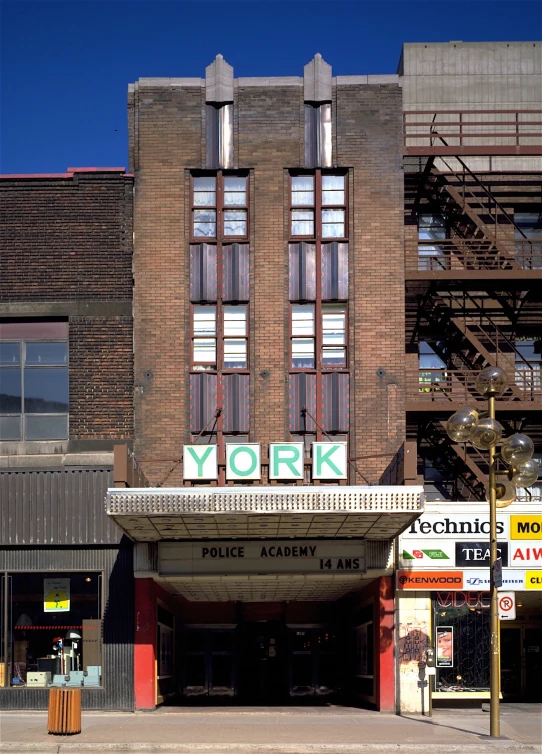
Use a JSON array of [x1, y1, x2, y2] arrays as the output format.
[[498, 591, 516, 621]]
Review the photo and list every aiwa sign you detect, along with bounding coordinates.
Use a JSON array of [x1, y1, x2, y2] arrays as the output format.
[[183, 442, 347, 481]]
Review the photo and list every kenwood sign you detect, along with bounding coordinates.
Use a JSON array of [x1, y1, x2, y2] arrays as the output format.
[[183, 442, 347, 480]]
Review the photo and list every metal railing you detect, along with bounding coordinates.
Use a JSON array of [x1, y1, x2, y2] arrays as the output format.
[[417, 368, 542, 403], [409, 239, 542, 272], [404, 109, 542, 154]]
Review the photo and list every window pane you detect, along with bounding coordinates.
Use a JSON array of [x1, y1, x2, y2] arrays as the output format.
[[292, 339, 315, 368], [322, 305, 346, 344], [193, 177, 216, 206], [322, 209, 345, 238], [419, 215, 446, 240], [24, 368, 68, 413], [322, 347, 346, 366], [25, 342, 67, 366], [291, 176, 315, 206], [0, 415, 21, 440], [223, 210, 247, 236], [322, 175, 345, 205], [292, 304, 315, 336], [194, 210, 217, 237], [0, 343, 20, 365], [0, 368, 22, 413], [292, 210, 314, 236], [193, 307, 216, 336], [224, 177, 246, 206], [193, 339, 216, 364], [224, 339, 247, 368], [25, 414, 68, 440], [223, 306, 247, 336]]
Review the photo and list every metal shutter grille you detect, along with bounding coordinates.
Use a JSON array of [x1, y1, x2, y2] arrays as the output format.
[[288, 373, 317, 432], [190, 244, 217, 302], [189, 374, 218, 433], [222, 374, 250, 433], [322, 372, 349, 433], [223, 243, 249, 302], [289, 243, 316, 301], [322, 242, 348, 300]]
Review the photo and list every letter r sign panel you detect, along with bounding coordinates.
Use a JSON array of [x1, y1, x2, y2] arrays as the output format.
[[312, 442, 347, 480]]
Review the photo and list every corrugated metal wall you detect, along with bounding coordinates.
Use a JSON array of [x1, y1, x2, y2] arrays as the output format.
[[0, 467, 122, 545], [0, 546, 134, 710]]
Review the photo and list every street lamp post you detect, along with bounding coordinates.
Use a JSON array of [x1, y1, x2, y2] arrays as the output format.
[[445, 366, 539, 739]]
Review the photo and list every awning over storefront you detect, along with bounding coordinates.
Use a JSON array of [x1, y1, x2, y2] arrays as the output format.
[[106, 485, 424, 542]]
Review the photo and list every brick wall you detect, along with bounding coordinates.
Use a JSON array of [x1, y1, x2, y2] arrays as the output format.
[[0, 170, 134, 442], [336, 84, 405, 483], [0, 172, 133, 301], [130, 78, 405, 486], [130, 84, 203, 485]]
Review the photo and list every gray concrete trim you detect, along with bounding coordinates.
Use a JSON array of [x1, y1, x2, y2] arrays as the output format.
[[0, 301, 133, 317], [334, 75, 400, 85], [136, 77, 205, 87], [236, 77, 302, 87], [0, 439, 132, 457], [0, 452, 113, 469], [0, 451, 114, 468]]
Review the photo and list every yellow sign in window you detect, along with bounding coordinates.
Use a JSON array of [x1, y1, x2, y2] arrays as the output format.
[[510, 516, 542, 540], [525, 571, 542, 590]]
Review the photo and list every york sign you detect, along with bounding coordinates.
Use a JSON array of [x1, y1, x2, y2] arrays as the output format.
[[159, 540, 366, 575], [182, 442, 347, 481]]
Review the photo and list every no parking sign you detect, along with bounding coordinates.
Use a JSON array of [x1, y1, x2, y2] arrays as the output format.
[[498, 591, 516, 621]]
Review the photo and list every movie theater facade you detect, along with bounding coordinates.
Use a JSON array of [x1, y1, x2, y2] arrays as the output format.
[[107, 464, 424, 710]]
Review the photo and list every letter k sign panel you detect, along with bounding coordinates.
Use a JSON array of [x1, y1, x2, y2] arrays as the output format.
[[312, 442, 347, 480], [183, 444, 218, 480]]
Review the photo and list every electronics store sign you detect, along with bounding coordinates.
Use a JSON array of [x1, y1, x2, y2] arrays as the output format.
[[159, 540, 366, 575], [400, 513, 542, 569], [182, 442, 347, 481]]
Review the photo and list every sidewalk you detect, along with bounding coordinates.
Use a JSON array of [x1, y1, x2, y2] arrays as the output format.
[[0, 704, 540, 753]]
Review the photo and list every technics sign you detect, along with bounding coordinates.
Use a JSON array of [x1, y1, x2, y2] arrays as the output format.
[[159, 540, 366, 575], [182, 442, 348, 481]]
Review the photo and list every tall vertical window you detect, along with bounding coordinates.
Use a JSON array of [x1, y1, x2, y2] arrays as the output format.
[[206, 104, 234, 170], [0, 322, 69, 441], [189, 173, 250, 468], [288, 171, 349, 471], [305, 103, 332, 168]]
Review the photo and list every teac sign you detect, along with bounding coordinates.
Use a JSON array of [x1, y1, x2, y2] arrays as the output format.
[[182, 442, 348, 481]]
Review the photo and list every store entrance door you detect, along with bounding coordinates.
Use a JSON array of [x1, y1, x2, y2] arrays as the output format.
[[239, 622, 284, 704], [501, 626, 542, 701]]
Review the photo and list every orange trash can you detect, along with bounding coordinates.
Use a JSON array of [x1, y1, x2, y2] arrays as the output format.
[[47, 687, 81, 735]]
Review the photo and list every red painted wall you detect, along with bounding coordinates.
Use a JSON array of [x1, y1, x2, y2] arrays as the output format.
[[375, 576, 395, 711], [134, 579, 157, 710]]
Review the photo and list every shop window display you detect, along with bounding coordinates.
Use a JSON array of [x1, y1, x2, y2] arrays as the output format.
[[434, 596, 490, 693], [1, 572, 102, 688]]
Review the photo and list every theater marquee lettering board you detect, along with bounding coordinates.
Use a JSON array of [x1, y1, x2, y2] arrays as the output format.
[[159, 540, 366, 576]]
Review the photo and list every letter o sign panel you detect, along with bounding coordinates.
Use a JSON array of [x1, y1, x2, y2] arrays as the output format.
[[226, 444, 261, 480]]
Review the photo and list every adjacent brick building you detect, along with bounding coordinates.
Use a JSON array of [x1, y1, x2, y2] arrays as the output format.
[[0, 168, 135, 709]]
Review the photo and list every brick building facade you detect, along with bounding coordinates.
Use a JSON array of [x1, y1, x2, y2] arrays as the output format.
[[129, 58, 405, 488]]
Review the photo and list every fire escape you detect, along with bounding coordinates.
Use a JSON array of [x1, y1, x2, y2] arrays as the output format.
[[403, 110, 542, 500]]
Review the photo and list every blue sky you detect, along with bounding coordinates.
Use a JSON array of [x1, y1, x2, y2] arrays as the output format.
[[1, 0, 541, 174]]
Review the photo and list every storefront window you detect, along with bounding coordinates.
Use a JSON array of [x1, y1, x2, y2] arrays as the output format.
[[434, 593, 490, 692], [1, 572, 102, 689]]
